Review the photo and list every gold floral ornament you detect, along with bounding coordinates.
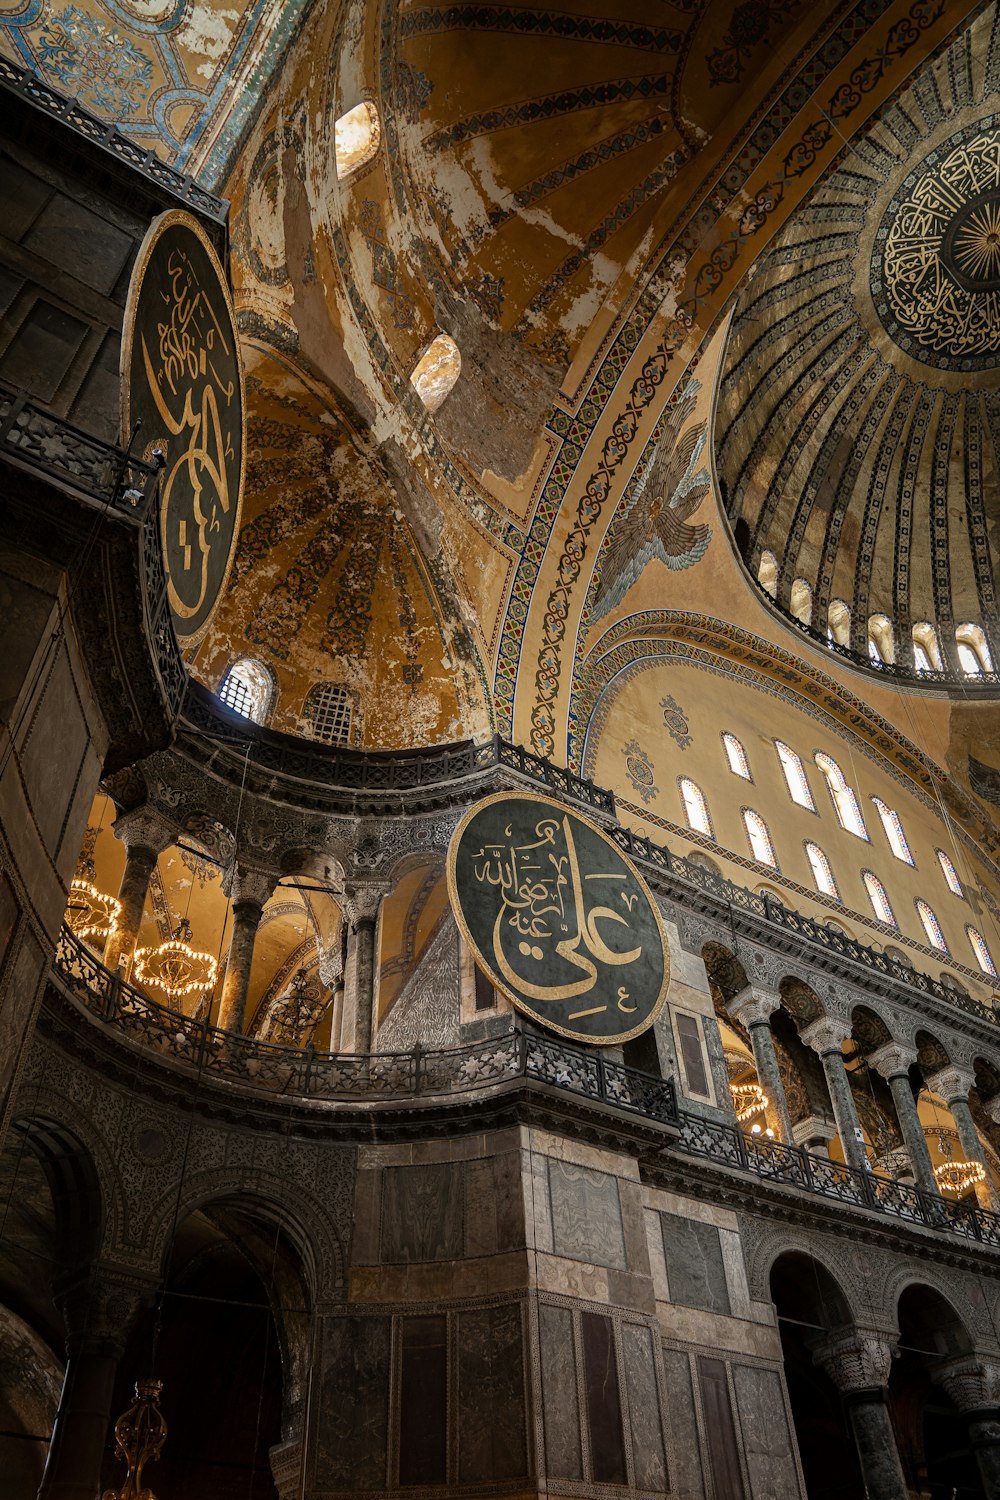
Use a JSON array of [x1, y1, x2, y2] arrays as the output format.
[[66, 879, 121, 941], [731, 1081, 768, 1122], [102, 1378, 167, 1500], [934, 1159, 986, 1195], [133, 919, 217, 1003]]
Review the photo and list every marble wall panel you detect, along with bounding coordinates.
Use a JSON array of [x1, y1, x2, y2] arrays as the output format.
[[539, 1301, 582, 1480], [662, 1348, 705, 1499], [380, 1161, 463, 1262], [622, 1322, 668, 1492], [457, 1303, 528, 1483], [698, 1356, 746, 1499], [548, 1159, 626, 1269], [313, 1315, 390, 1490], [733, 1365, 803, 1499], [661, 1212, 731, 1315]]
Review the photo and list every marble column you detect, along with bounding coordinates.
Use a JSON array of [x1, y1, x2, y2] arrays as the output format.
[[39, 1272, 151, 1500], [102, 806, 174, 975], [927, 1065, 998, 1209], [727, 985, 793, 1142], [217, 864, 279, 1035], [800, 1015, 868, 1174], [341, 883, 387, 1055], [812, 1329, 907, 1500], [869, 1042, 938, 1197], [931, 1356, 1000, 1498], [318, 943, 345, 1052]]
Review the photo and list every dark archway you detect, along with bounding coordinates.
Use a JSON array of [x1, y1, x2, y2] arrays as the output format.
[[891, 1284, 983, 1499]]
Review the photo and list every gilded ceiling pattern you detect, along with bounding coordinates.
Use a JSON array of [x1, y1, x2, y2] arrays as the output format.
[[717, 19, 1000, 666]]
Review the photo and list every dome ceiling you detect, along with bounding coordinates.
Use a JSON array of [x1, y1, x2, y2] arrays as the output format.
[[716, 15, 1000, 670]]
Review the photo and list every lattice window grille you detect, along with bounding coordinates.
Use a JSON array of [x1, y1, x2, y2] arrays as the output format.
[[304, 684, 355, 745]]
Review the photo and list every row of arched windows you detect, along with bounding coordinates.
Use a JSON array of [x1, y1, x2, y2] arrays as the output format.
[[756, 554, 994, 674], [218, 660, 358, 746]]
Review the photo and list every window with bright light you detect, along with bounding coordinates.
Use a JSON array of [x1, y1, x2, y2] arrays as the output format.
[[775, 741, 816, 810], [815, 753, 868, 838], [680, 778, 713, 838], [956, 623, 992, 674], [863, 871, 897, 927], [410, 333, 461, 412], [806, 842, 839, 899], [936, 849, 964, 898], [967, 926, 998, 976], [916, 898, 949, 953], [913, 642, 933, 673], [722, 732, 752, 780], [335, 101, 381, 179], [912, 623, 942, 672], [758, 551, 778, 598], [218, 659, 273, 723], [743, 809, 777, 868], [303, 683, 355, 745], [871, 798, 913, 865]]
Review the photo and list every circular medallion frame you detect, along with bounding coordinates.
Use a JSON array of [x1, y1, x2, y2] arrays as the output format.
[[121, 208, 245, 646], [447, 791, 670, 1045]]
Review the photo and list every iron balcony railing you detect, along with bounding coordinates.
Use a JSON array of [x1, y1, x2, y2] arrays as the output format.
[[52, 926, 676, 1124]]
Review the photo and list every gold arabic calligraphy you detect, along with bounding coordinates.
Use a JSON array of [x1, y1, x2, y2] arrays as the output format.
[[473, 815, 642, 1016], [141, 242, 237, 624]]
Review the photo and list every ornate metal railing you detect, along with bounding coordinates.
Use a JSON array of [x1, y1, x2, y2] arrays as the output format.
[[0, 386, 162, 517], [51, 927, 675, 1122], [676, 1110, 1000, 1249], [0, 57, 228, 226]]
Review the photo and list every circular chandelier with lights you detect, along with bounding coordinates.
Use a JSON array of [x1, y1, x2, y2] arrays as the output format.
[[933, 1159, 986, 1195], [133, 920, 218, 1004], [66, 879, 121, 941], [731, 1082, 768, 1123]]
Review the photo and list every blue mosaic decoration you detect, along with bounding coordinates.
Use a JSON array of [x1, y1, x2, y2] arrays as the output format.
[[37, 5, 152, 116]]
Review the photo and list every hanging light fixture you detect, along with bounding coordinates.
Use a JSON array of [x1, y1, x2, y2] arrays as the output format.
[[134, 918, 217, 1004], [66, 878, 121, 941], [731, 1081, 768, 1122], [934, 1158, 986, 1194]]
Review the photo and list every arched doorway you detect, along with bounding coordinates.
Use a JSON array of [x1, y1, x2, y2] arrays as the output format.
[[891, 1284, 983, 1499]]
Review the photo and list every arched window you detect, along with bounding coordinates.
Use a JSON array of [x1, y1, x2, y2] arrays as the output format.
[[722, 732, 752, 780], [218, 659, 273, 723], [789, 577, 813, 626], [827, 599, 850, 646], [758, 550, 778, 598], [775, 741, 815, 810], [743, 809, 777, 868], [335, 101, 381, 179], [806, 842, 839, 899], [936, 849, 964, 898], [863, 871, 897, 927], [956, 623, 993, 674], [815, 753, 868, 838], [916, 898, 949, 953], [871, 798, 913, 864], [410, 333, 461, 412], [867, 614, 895, 665], [966, 926, 998, 977], [302, 683, 356, 745], [679, 778, 713, 838], [912, 622, 942, 672]]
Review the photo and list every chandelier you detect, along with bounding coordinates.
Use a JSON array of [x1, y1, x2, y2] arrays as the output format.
[[934, 1159, 986, 1195], [731, 1082, 768, 1122], [133, 919, 217, 1004], [66, 878, 120, 941]]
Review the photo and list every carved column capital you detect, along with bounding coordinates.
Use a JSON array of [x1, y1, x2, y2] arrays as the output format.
[[800, 1015, 853, 1056], [112, 803, 176, 857], [812, 1329, 896, 1394], [931, 1355, 1000, 1413], [224, 862, 281, 913], [868, 1042, 919, 1081], [343, 882, 389, 930], [318, 945, 345, 989], [984, 1095, 1000, 1127], [927, 1064, 976, 1104], [727, 984, 780, 1029], [56, 1267, 158, 1359]]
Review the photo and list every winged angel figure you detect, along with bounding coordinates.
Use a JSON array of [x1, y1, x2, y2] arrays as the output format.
[[591, 392, 711, 622]]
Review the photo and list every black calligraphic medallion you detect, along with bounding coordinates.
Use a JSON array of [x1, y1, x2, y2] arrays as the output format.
[[122, 210, 245, 644], [447, 792, 669, 1044]]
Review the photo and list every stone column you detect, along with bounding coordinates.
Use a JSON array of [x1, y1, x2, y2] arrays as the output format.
[[217, 864, 280, 1035], [927, 1065, 998, 1209], [812, 1329, 907, 1500], [791, 1114, 837, 1158], [869, 1042, 938, 1198], [931, 1356, 1000, 1498], [102, 806, 174, 976], [800, 1016, 868, 1174], [318, 944, 345, 1052], [727, 986, 793, 1142], [39, 1272, 151, 1500], [340, 883, 387, 1055]]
